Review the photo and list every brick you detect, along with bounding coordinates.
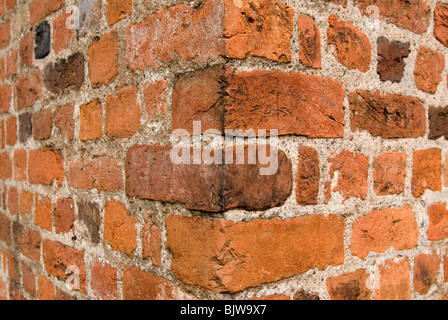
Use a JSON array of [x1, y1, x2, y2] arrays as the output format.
[[54, 104, 74, 140], [34, 21, 51, 59], [377, 37, 410, 83], [0, 20, 10, 49], [7, 187, 18, 215], [55, 198, 75, 234], [42, 239, 86, 293], [77, 201, 101, 244], [327, 14, 371, 72], [53, 12, 72, 54], [19, 190, 33, 215], [348, 90, 426, 138], [43, 52, 85, 94], [105, 86, 140, 139], [0, 57, 4, 81], [357, 0, 430, 34], [414, 253, 441, 295], [79, 99, 102, 141], [6, 49, 17, 77], [103, 200, 137, 257], [0, 120, 4, 149], [9, 283, 26, 300], [34, 194, 52, 231], [142, 214, 161, 267], [324, 150, 368, 202], [12, 222, 41, 262], [351, 206, 419, 259], [0, 151, 12, 179], [37, 275, 54, 300], [106, 0, 132, 25], [32, 108, 52, 140], [373, 152, 407, 195], [13, 149, 27, 181], [6, 250, 20, 284], [18, 112, 32, 143], [15, 70, 42, 110], [20, 32, 33, 66], [0, 278, 6, 300], [22, 263, 36, 297], [414, 46, 445, 94], [90, 260, 118, 300], [412, 148, 442, 197], [0, 85, 11, 113], [126, 145, 292, 212], [88, 30, 118, 88], [77, 0, 102, 37], [326, 269, 371, 300], [0, 211, 11, 245], [297, 14, 321, 69], [28, 148, 64, 186], [427, 203, 448, 241], [373, 257, 411, 300], [5, 0, 15, 10], [144, 80, 167, 119], [68, 158, 123, 191], [444, 154, 448, 188], [223, 0, 294, 62], [167, 214, 344, 292], [225, 70, 345, 138], [55, 288, 76, 300], [429, 105, 448, 140], [5, 115, 17, 146], [293, 290, 320, 300], [434, 3, 448, 47], [296, 146, 320, 205], [30, 0, 65, 25]]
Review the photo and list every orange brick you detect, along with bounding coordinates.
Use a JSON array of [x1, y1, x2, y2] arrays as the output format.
[[79, 99, 102, 141], [88, 30, 118, 88]]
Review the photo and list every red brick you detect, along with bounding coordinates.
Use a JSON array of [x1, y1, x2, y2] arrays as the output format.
[[414, 46, 445, 94], [0, 278, 6, 300], [43, 53, 85, 94], [54, 104, 74, 140], [324, 150, 368, 202], [6, 49, 16, 77], [34, 194, 52, 231], [444, 249, 448, 283], [373, 257, 411, 300], [7, 187, 18, 215], [351, 206, 419, 259], [88, 30, 118, 88], [166, 214, 344, 292], [105, 86, 140, 139], [414, 253, 441, 295], [293, 290, 320, 300], [5, 0, 15, 11], [12, 222, 41, 262], [15, 70, 42, 111], [103, 200, 137, 257], [9, 283, 25, 300], [373, 152, 407, 195], [21, 263, 36, 297], [142, 214, 161, 267], [327, 14, 371, 72], [412, 148, 442, 197], [435, 3, 448, 47], [0, 120, 4, 149], [55, 288, 76, 300], [357, 0, 430, 34], [0, 211, 11, 245], [0, 151, 12, 179], [79, 99, 102, 141], [348, 90, 426, 138], [42, 239, 86, 293], [19, 32, 33, 66], [106, 0, 132, 25], [0, 20, 10, 49], [6, 250, 19, 283], [297, 14, 321, 69], [144, 80, 167, 119], [0, 85, 11, 113], [0, 57, 4, 81], [68, 158, 123, 191], [427, 203, 448, 241], [19, 190, 33, 215], [54, 198, 75, 234], [28, 148, 64, 186], [122, 265, 189, 300], [37, 275, 54, 300], [326, 269, 371, 300], [248, 294, 291, 300], [53, 12, 72, 54], [13, 149, 26, 182], [29, 0, 65, 25], [90, 260, 118, 300], [32, 108, 53, 140], [377, 37, 410, 83], [126, 145, 292, 212], [296, 146, 320, 205], [5, 115, 17, 146]]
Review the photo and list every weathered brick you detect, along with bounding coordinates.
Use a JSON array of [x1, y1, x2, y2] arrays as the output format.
[[34, 194, 52, 231], [0, 85, 11, 113], [126, 145, 292, 212], [0, 120, 4, 149], [79, 99, 102, 141], [373, 257, 411, 300], [0, 151, 12, 179], [90, 260, 118, 300], [20, 31, 33, 66], [106, 0, 132, 25], [351, 206, 419, 259], [144, 80, 167, 119], [373, 152, 407, 195], [249, 294, 291, 300], [103, 200, 137, 257], [54, 104, 74, 140], [28, 148, 64, 186], [21, 263, 36, 297], [13, 149, 27, 181], [377, 37, 410, 83], [77, 201, 101, 243], [32, 108, 52, 140], [427, 203, 448, 241], [7, 186, 18, 215], [19, 189, 33, 215], [105, 86, 140, 139], [43, 52, 85, 94], [6, 250, 20, 284], [54, 198, 75, 234], [326, 269, 371, 300], [68, 158, 123, 191], [297, 14, 321, 69], [414, 253, 441, 295], [18, 112, 32, 143], [0, 20, 10, 49], [414, 46, 445, 94], [6, 50, 16, 77], [296, 146, 320, 205], [15, 70, 41, 110], [5, 115, 17, 146], [0, 278, 6, 300], [37, 275, 54, 300], [166, 214, 344, 292], [53, 12, 72, 54], [88, 30, 118, 88], [434, 3, 448, 47], [12, 222, 41, 262], [429, 105, 448, 140], [412, 148, 442, 197], [0, 211, 11, 245], [142, 214, 162, 267], [77, 0, 102, 37], [327, 14, 371, 72], [29, 0, 65, 25], [348, 90, 426, 138], [293, 290, 320, 300], [34, 21, 50, 59]]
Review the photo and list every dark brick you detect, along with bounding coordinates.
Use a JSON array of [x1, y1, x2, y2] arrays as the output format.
[[377, 36, 410, 83], [43, 52, 85, 94], [429, 105, 448, 140], [77, 201, 101, 244], [34, 21, 51, 59], [19, 112, 32, 143]]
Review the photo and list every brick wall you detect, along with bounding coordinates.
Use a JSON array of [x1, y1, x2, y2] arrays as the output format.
[[0, 0, 448, 300]]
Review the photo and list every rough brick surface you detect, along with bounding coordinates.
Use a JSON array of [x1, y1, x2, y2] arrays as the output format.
[[414, 46, 445, 94], [412, 148, 442, 197], [43, 53, 85, 94], [373, 152, 407, 195], [373, 257, 411, 300], [429, 105, 448, 140], [377, 37, 410, 83], [15, 70, 41, 111], [413, 253, 441, 295], [427, 203, 448, 241], [79, 99, 102, 141], [434, 3, 448, 47], [88, 30, 118, 88], [32, 108, 52, 140], [296, 146, 320, 205], [297, 14, 321, 68], [29, 0, 64, 25], [90, 260, 118, 300], [28, 148, 64, 186], [326, 269, 371, 300]]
